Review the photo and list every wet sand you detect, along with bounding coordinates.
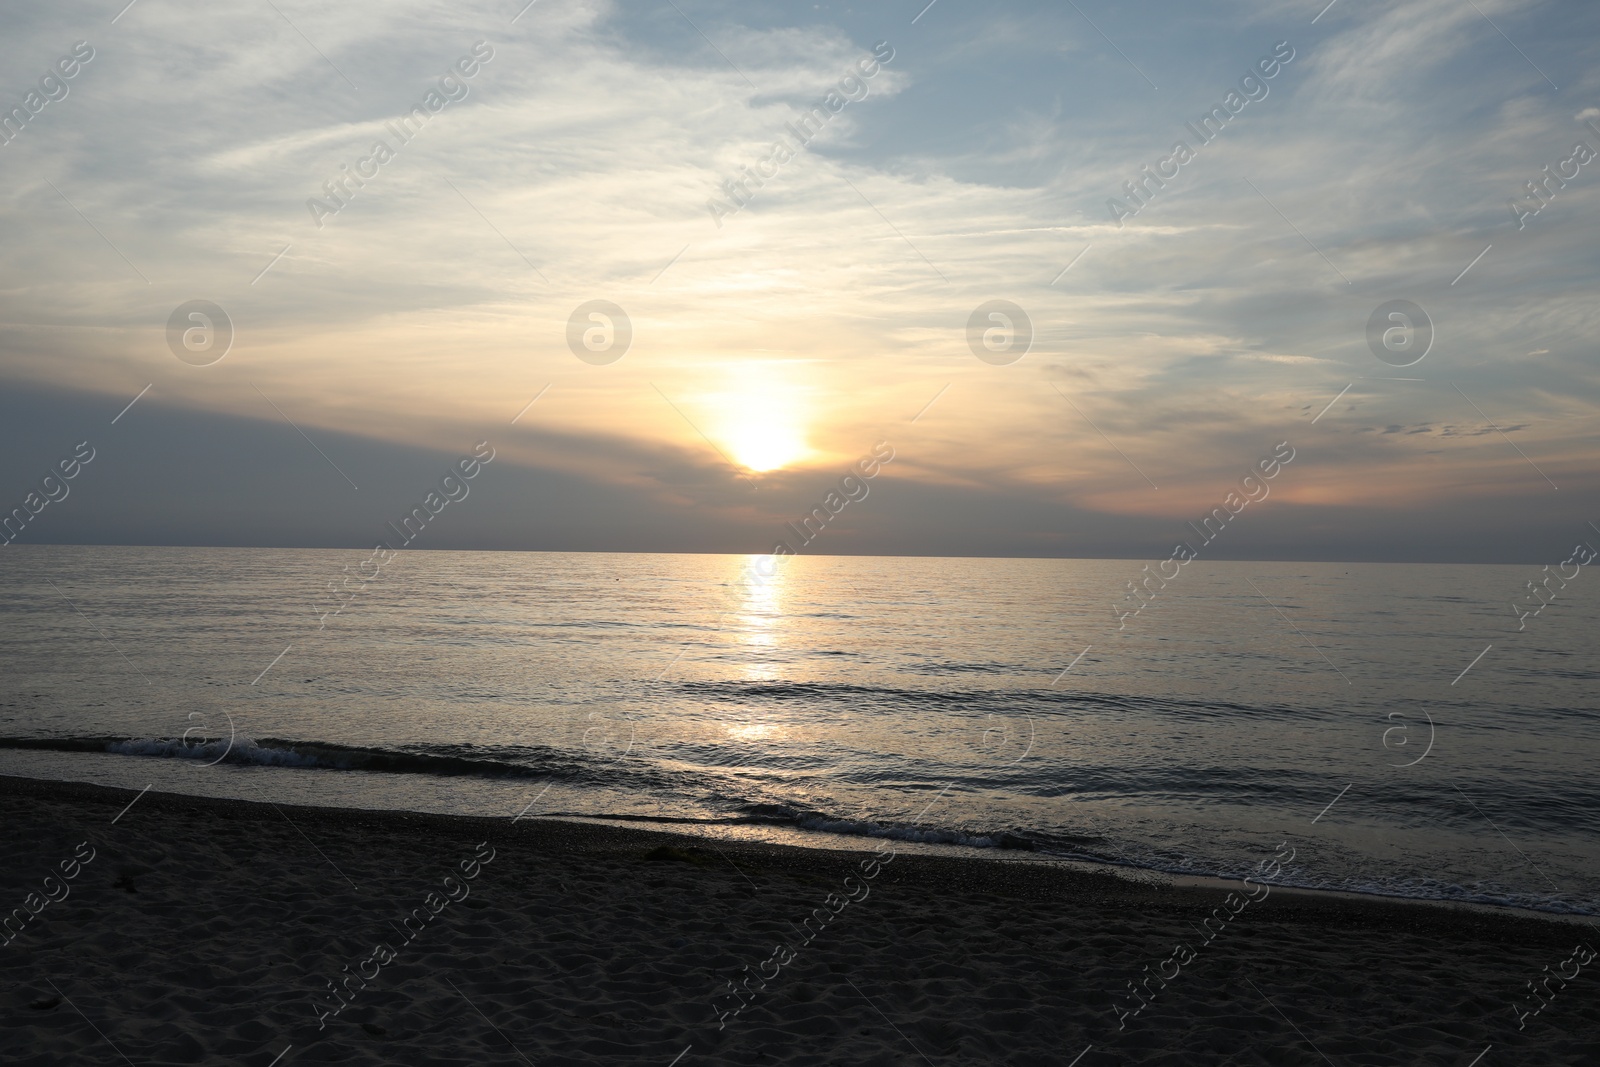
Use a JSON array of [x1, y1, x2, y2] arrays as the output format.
[[2, 774, 1597, 1066]]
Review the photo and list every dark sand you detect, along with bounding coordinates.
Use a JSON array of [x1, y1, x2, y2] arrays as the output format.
[[2, 775, 1597, 1066]]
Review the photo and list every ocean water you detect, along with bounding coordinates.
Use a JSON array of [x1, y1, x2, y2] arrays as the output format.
[[1, 545, 1596, 915]]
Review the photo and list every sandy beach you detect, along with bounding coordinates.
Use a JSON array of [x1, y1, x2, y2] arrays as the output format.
[[2, 774, 1597, 1066]]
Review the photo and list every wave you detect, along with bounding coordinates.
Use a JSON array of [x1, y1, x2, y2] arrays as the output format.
[[2, 735, 1593, 917], [792, 815, 1035, 850], [551, 805, 1596, 913], [0, 734, 1045, 850], [0, 735, 672, 789], [478, 800, 1045, 851], [730, 802, 1038, 850], [900, 661, 1029, 675], [669, 679, 1328, 722], [499, 807, 1036, 850]]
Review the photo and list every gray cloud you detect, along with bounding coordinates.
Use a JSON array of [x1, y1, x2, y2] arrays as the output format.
[[1, 0, 1597, 562]]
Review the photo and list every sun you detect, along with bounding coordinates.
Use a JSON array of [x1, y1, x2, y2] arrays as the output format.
[[727, 419, 807, 472], [715, 363, 810, 472]]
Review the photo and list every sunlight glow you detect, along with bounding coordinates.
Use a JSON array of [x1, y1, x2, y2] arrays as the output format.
[[715, 363, 810, 472], [726, 721, 780, 742]]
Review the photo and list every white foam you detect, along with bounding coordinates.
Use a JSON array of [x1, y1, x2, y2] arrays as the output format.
[[105, 736, 322, 768]]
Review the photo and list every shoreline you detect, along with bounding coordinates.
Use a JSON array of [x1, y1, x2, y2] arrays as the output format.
[[2, 751, 1586, 924], [2, 772, 1590, 935]]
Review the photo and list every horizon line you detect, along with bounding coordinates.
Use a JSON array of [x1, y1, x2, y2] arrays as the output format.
[[0, 541, 1564, 567]]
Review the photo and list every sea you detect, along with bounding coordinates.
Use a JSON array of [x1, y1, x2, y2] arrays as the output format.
[[1, 545, 1595, 916]]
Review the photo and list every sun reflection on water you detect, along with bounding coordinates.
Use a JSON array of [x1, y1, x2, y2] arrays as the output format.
[[726, 553, 787, 719]]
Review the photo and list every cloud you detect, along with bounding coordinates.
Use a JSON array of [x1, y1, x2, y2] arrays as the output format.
[[0, 0, 1597, 560]]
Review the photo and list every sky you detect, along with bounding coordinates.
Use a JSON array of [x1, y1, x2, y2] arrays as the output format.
[[0, 0, 1597, 562]]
